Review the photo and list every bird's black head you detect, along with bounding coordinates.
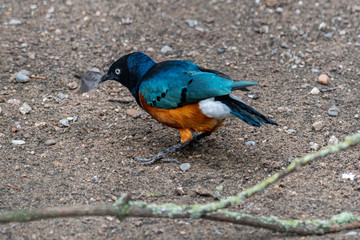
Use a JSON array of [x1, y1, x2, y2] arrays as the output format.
[[100, 52, 157, 98], [100, 53, 131, 87]]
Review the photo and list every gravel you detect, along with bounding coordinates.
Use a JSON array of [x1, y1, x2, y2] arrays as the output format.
[[9, 19, 22, 25], [328, 136, 339, 145], [12, 140, 25, 145], [45, 139, 57, 146], [328, 105, 339, 117], [161, 45, 173, 54], [15, 70, 31, 83], [19, 103, 32, 115], [179, 163, 191, 172], [59, 119, 70, 127], [245, 141, 256, 146], [185, 19, 198, 28]]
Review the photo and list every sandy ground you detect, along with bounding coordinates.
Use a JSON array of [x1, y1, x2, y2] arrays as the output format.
[[1, 0, 360, 239]]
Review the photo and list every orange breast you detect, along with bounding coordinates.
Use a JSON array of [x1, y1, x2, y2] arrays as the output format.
[[139, 94, 224, 143]]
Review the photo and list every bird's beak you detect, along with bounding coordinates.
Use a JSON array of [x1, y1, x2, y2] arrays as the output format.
[[100, 73, 110, 83]]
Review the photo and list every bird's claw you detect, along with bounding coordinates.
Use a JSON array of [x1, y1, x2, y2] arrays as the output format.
[[134, 156, 179, 165]]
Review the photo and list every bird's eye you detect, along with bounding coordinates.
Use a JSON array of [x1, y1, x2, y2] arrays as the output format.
[[115, 68, 121, 75]]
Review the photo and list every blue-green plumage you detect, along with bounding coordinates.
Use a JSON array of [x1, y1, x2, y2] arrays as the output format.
[[139, 60, 258, 109]]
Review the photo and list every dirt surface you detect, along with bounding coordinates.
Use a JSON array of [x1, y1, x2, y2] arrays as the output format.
[[1, 0, 360, 239]]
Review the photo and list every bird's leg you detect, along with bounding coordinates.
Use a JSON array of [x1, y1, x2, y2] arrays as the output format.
[[193, 131, 212, 142], [134, 142, 191, 165], [134, 131, 212, 165]]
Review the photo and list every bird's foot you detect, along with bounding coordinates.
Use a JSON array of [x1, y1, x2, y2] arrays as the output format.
[[134, 142, 186, 165], [134, 156, 179, 165], [134, 132, 211, 165]]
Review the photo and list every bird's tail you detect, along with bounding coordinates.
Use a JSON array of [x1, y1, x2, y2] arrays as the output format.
[[232, 81, 258, 91], [215, 95, 278, 127]]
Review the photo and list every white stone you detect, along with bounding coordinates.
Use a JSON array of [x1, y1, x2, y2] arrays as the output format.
[[310, 87, 320, 95], [12, 140, 25, 145], [328, 135, 339, 145], [318, 22, 327, 31], [310, 142, 319, 151], [19, 103, 32, 114], [9, 19, 22, 25], [161, 45, 173, 54]]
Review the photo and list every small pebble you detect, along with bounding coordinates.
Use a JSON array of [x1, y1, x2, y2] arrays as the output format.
[[245, 141, 256, 146], [161, 45, 173, 54], [310, 142, 319, 151], [312, 121, 324, 131], [318, 22, 327, 31], [290, 25, 298, 32], [259, 25, 269, 34], [342, 173, 355, 181], [280, 42, 289, 49], [54, 29, 62, 35], [213, 185, 223, 199], [194, 186, 212, 197], [57, 93, 65, 99], [328, 105, 339, 117], [352, 5, 360, 12], [265, 0, 279, 8], [345, 231, 358, 236], [355, 114, 359, 119], [19, 103, 32, 114], [126, 109, 141, 118], [68, 82, 78, 90], [15, 70, 31, 83], [175, 187, 185, 195], [310, 68, 319, 73], [275, 7, 283, 13], [180, 163, 190, 172], [121, 18, 132, 25], [65, 0, 73, 6], [310, 87, 320, 95], [217, 48, 226, 54], [59, 118, 70, 127], [247, 93, 259, 99], [324, 32, 333, 39], [318, 74, 329, 85], [45, 139, 57, 146], [295, 9, 301, 14], [7, 99, 21, 105], [12, 140, 25, 145], [93, 176, 99, 184], [9, 19, 22, 25], [328, 135, 339, 145], [339, 30, 346, 36], [286, 129, 296, 134], [28, 52, 36, 60], [185, 19, 198, 28]]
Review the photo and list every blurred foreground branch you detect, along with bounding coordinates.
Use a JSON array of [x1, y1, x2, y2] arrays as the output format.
[[1, 132, 360, 235]]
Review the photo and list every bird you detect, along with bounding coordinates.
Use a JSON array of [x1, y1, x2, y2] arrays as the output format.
[[81, 52, 278, 164]]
